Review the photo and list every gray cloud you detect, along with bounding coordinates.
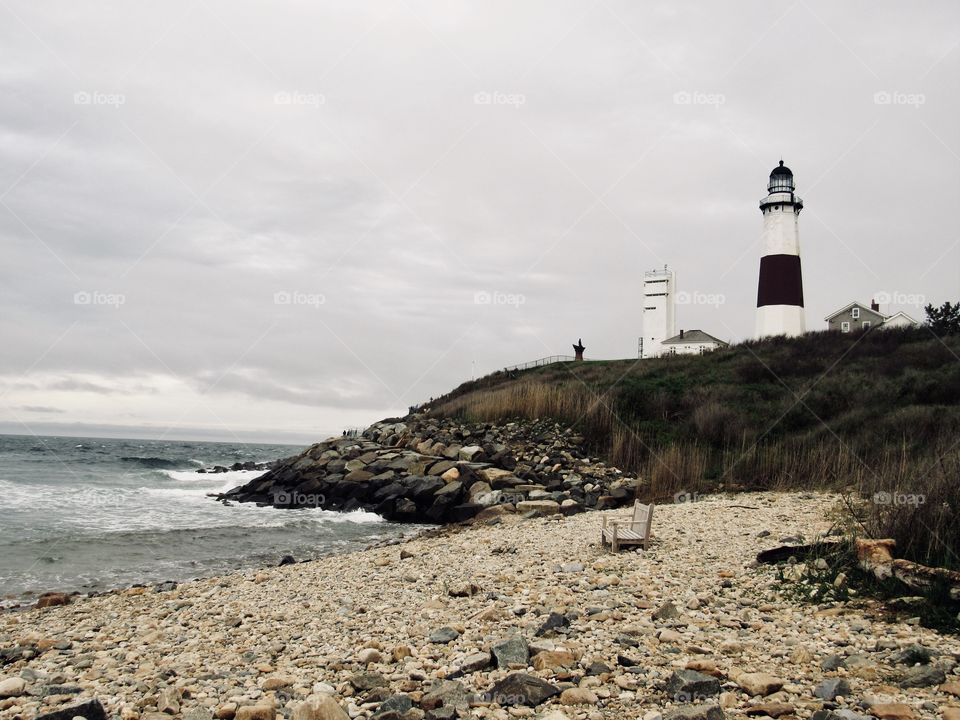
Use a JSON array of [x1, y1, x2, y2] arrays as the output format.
[[1, 1, 957, 441]]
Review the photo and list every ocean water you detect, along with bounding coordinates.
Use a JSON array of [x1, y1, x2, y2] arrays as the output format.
[[0, 434, 415, 605]]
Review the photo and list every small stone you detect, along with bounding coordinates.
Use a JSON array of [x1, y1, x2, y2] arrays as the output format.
[[746, 704, 795, 717], [0, 678, 26, 698], [664, 705, 725, 720], [821, 655, 845, 671], [941, 708, 960, 720], [559, 688, 598, 705], [899, 665, 945, 688], [535, 612, 570, 636], [350, 672, 388, 691], [429, 627, 460, 644], [34, 699, 108, 720], [492, 636, 529, 669], [814, 679, 851, 700], [448, 583, 480, 598], [734, 672, 784, 697], [262, 674, 294, 691], [357, 648, 382, 664], [459, 652, 491, 673], [868, 704, 916, 720], [531, 650, 575, 671], [486, 673, 560, 707], [157, 688, 180, 714], [585, 661, 611, 676], [234, 706, 274, 720], [375, 694, 413, 718], [35, 592, 70, 608], [659, 629, 683, 644], [666, 670, 721, 701], [653, 602, 680, 621], [215, 704, 238, 719]]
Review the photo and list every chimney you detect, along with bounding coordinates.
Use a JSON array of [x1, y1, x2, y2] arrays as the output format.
[[679, 329, 684, 339], [871, 299, 879, 312]]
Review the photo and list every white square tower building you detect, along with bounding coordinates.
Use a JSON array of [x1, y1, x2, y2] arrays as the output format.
[[642, 266, 676, 357]]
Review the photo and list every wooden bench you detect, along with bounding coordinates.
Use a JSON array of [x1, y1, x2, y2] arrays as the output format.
[[601, 500, 654, 552]]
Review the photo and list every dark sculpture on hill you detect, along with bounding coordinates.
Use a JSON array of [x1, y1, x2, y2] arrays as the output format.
[[573, 338, 585, 361]]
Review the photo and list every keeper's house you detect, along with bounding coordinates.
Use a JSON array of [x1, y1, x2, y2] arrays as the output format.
[[660, 329, 729, 355], [825, 300, 920, 333]]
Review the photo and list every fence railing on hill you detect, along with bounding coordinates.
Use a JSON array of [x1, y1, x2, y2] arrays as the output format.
[[503, 355, 575, 372]]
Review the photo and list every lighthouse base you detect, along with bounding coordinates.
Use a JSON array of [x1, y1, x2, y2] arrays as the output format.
[[756, 304, 806, 339]]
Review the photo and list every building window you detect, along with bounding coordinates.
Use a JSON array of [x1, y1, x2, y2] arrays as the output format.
[[852, 307, 860, 319], [841, 322, 851, 333], [863, 321, 871, 329]]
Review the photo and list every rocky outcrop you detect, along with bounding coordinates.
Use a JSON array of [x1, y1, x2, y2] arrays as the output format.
[[215, 414, 639, 523]]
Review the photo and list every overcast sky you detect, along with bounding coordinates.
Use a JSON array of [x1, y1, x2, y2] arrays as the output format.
[[1, 1, 957, 443]]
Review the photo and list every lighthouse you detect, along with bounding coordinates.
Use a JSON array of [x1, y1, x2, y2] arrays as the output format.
[[756, 160, 805, 338]]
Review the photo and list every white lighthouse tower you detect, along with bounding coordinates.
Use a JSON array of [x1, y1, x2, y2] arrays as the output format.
[[642, 265, 676, 357], [756, 160, 806, 338]]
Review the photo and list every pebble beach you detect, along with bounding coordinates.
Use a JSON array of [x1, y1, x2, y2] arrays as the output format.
[[2, 491, 958, 720]]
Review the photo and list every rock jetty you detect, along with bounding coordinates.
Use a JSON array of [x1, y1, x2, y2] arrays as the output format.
[[216, 415, 638, 522]]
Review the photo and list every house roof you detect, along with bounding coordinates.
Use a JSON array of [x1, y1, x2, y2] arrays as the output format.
[[824, 301, 887, 322], [882, 311, 920, 325], [661, 329, 729, 346]]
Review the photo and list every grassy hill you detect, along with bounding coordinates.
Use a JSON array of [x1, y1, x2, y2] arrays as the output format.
[[427, 327, 960, 569]]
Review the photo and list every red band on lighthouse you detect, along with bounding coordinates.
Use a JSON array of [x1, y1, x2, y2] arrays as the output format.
[[757, 254, 804, 308]]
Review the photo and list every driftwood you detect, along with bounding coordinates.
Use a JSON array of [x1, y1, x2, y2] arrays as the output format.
[[856, 539, 960, 600], [756, 540, 843, 564]]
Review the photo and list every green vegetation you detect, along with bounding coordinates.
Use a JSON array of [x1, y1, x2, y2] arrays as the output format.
[[428, 327, 960, 570], [926, 300, 960, 335]]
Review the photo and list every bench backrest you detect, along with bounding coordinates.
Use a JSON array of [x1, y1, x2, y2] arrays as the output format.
[[630, 500, 654, 535]]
